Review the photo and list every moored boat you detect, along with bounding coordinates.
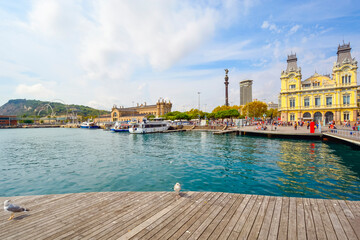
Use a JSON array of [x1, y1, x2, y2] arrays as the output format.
[[111, 121, 130, 132], [129, 118, 169, 134], [80, 122, 100, 129]]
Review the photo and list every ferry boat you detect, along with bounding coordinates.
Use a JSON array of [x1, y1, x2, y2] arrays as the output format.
[[80, 121, 100, 129], [129, 118, 169, 134], [111, 122, 130, 132]]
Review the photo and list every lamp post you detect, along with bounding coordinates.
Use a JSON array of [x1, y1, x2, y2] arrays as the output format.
[[198, 92, 201, 111]]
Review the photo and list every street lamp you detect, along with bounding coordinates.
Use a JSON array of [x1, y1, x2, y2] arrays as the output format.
[[198, 92, 201, 111]]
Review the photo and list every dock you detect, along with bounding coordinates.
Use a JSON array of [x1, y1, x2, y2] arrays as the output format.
[[1, 192, 359, 239]]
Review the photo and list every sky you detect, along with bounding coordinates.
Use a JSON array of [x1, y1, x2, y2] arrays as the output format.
[[0, 0, 359, 112]]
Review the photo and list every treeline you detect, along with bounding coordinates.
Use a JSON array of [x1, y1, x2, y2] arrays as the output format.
[[161, 101, 279, 120]]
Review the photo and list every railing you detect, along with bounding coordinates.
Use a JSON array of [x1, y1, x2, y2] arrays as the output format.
[[328, 129, 360, 140]]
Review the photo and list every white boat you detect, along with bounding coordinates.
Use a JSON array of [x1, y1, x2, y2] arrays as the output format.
[[111, 121, 130, 132], [80, 121, 99, 129], [129, 118, 169, 134]]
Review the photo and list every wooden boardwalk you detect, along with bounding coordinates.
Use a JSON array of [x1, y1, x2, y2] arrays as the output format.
[[1, 192, 359, 239]]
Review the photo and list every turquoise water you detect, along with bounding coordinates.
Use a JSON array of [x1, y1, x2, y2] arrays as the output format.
[[0, 128, 359, 200]]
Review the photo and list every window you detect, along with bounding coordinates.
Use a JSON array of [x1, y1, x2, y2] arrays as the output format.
[[113, 112, 117, 117], [302, 84, 311, 88], [343, 95, 350, 105], [326, 96, 332, 106], [289, 98, 295, 108], [342, 75, 351, 84], [313, 82, 320, 87], [304, 98, 310, 107], [315, 97, 321, 107], [289, 85, 296, 89], [344, 112, 350, 121], [290, 114, 295, 121]]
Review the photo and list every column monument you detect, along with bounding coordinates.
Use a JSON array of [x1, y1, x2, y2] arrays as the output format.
[[224, 69, 229, 106]]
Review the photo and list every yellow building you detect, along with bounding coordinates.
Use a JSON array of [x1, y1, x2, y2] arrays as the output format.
[[111, 99, 172, 122], [279, 43, 359, 124]]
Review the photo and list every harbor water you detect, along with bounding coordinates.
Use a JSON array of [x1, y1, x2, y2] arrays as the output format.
[[0, 128, 359, 200]]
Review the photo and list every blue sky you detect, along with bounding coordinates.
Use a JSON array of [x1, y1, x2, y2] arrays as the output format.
[[0, 0, 359, 112]]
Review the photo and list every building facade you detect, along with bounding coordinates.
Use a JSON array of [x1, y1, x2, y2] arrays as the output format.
[[279, 43, 359, 123], [111, 99, 172, 122], [0, 115, 17, 126], [240, 80, 253, 105]]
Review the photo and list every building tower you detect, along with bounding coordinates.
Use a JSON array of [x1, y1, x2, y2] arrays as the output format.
[[224, 69, 229, 106], [239, 80, 253, 105]]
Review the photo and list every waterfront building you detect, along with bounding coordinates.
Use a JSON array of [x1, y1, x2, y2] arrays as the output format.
[[267, 102, 279, 109], [111, 98, 172, 122], [240, 80, 253, 105], [0, 115, 17, 126], [279, 43, 359, 123]]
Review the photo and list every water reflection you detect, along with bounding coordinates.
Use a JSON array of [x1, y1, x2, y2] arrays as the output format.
[[277, 141, 360, 199]]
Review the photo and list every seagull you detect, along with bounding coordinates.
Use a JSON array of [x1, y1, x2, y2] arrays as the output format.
[[174, 183, 181, 196], [4, 200, 30, 220]]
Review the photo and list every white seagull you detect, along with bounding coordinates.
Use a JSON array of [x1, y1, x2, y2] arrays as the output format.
[[4, 200, 30, 220], [174, 183, 181, 196]]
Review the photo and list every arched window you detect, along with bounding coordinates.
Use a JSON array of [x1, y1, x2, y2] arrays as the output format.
[[113, 112, 117, 117]]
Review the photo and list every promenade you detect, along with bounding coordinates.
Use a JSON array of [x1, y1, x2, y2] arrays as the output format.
[[1, 192, 359, 239]]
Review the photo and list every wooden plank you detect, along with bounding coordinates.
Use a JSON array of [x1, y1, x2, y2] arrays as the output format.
[[198, 193, 238, 240], [317, 198, 339, 240], [133, 192, 206, 239], [177, 193, 230, 240], [303, 198, 317, 240], [277, 197, 289, 240], [227, 194, 258, 239], [88, 192, 174, 239], [106, 193, 182, 239], [330, 200, 358, 240], [267, 196, 282, 240], [118, 192, 196, 240], [207, 194, 245, 240], [257, 196, 276, 240], [186, 193, 232, 240], [238, 195, 267, 239], [27, 192, 132, 240], [0, 192, 99, 239], [149, 192, 220, 239], [217, 194, 252, 239], [47, 192, 145, 240], [323, 199, 348, 240], [309, 198, 327, 240], [164, 192, 223, 240], [339, 200, 360, 239], [296, 198, 307, 240], [1, 192, 360, 240], [287, 197, 297, 240]]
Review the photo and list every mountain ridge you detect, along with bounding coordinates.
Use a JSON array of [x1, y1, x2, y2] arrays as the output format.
[[0, 99, 110, 117]]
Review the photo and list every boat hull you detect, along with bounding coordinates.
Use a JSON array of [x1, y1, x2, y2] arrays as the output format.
[[129, 126, 169, 134]]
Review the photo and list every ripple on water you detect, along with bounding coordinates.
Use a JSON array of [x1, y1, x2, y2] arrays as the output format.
[[0, 129, 359, 200]]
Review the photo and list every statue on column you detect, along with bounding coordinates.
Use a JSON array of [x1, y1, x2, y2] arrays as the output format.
[[224, 69, 229, 106]]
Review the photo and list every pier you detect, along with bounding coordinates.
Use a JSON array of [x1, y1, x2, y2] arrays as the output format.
[[1, 192, 359, 239]]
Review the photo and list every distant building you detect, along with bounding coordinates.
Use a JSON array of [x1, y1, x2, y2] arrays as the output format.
[[240, 80, 253, 105], [111, 99, 172, 122], [0, 115, 17, 126], [279, 43, 359, 123], [267, 102, 278, 109]]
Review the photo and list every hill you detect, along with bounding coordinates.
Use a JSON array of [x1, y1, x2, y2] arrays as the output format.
[[0, 99, 110, 117]]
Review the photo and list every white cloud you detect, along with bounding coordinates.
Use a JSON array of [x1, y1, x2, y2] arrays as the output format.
[[261, 20, 280, 33], [289, 24, 301, 35], [15, 83, 55, 98]]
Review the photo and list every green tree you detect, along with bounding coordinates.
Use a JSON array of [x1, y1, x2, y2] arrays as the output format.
[[266, 108, 279, 119], [242, 101, 268, 118]]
